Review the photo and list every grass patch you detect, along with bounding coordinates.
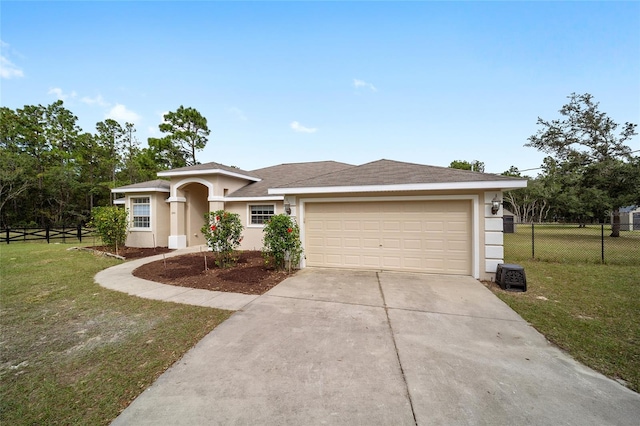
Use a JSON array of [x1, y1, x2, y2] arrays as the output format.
[[0, 243, 232, 425], [505, 224, 639, 265], [492, 260, 640, 392]]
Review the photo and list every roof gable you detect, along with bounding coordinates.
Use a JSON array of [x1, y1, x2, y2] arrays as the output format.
[[157, 161, 260, 182], [111, 179, 170, 193]]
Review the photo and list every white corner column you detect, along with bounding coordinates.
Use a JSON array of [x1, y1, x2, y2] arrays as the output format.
[[484, 191, 504, 277], [167, 196, 187, 249]]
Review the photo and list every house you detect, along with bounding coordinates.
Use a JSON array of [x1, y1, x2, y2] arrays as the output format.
[[112, 159, 527, 280], [616, 206, 640, 231]]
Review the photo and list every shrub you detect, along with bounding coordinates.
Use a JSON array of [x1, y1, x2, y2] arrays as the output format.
[[201, 210, 244, 267], [262, 214, 303, 272], [89, 206, 129, 253]]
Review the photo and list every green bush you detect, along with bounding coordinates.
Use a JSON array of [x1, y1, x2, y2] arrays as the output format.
[[262, 214, 303, 272], [201, 210, 244, 267], [89, 206, 129, 252]]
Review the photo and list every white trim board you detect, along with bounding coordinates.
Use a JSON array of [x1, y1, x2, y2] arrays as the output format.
[[269, 180, 527, 195]]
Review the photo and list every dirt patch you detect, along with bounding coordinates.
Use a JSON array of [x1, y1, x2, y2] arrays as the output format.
[[132, 251, 293, 295]]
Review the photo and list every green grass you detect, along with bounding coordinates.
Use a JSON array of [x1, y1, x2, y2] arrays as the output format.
[[0, 243, 232, 425], [493, 260, 640, 392], [505, 224, 640, 265]]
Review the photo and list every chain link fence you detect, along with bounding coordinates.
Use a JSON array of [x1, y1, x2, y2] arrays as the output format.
[[504, 223, 640, 266]]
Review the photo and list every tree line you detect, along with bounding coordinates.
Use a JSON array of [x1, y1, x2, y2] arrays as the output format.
[[449, 93, 639, 237], [0, 101, 209, 228]]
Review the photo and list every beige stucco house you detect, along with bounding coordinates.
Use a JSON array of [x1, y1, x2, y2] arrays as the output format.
[[112, 159, 527, 280]]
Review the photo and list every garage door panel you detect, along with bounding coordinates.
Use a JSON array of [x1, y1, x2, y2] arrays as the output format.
[[344, 238, 360, 248], [382, 221, 401, 232], [305, 201, 471, 275], [403, 239, 422, 250], [403, 221, 422, 232], [383, 238, 401, 249], [363, 221, 380, 231], [363, 238, 380, 248], [326, 221, 342, 231], [344, 220, 360, 231], [326, 237, 341, 247], [425, 222, 445, 231]]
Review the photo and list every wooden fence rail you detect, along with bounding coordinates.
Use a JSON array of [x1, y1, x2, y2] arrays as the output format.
[[4, 225, 95, 244]]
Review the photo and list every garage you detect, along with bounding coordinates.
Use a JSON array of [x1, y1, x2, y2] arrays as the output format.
[[304, 200, 472, 275]]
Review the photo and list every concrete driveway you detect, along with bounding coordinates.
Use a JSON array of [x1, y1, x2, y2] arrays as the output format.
[[112, 269, 640, 425]]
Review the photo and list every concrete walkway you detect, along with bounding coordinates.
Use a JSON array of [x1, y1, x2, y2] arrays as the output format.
[[94, 245, 258, 310], [107, 267, 640, 426]]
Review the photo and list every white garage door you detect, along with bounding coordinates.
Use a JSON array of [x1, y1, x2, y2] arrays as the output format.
[[304, 200, 471, 275]]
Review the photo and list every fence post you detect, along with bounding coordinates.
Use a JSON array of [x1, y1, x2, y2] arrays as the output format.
[[46, 225, 50, 244], [601, 224, 605, 263], [5, 228, 9, 244], [77, 224, 82, 242], [531, 222, 535, 259]]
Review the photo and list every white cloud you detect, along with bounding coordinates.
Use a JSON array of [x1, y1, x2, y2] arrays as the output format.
[[0, 55, 23, 79], [353, 78, 377, 92], [48, 87, 77, 101], [0, 41, 24, 79], [227, 106, 247, 121], [106, 104, 141, 123], [81, 94, 109, 107], [290, 121, 318, 133]]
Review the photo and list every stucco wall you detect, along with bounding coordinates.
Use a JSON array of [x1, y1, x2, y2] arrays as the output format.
[[225, 201, 285, 250], [124, 192, 170, 248]]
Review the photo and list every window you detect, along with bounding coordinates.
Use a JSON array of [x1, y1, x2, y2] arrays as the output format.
[[132, 197, 150, 228], [250, 205, 274, 225]]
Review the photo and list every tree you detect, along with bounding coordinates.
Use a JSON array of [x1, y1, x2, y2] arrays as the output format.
[[502, 166, 521, 177], [449, 160, 485, 173], [157, 106, 210, 166], [526, 93, 638, 236], [95, 118, 126, 185]]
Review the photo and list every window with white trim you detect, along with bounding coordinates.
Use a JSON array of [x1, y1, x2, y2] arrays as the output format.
[[250, 204, 274, 225], [132, 197, 150, 228]]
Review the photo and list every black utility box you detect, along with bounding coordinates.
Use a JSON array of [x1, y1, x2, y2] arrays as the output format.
[[496, 264, 527, 292]]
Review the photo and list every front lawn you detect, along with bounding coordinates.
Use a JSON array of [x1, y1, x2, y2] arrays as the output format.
[[492, 260, 639, 392], [0, 243, 232, 425], [504, 223, 639, 265]]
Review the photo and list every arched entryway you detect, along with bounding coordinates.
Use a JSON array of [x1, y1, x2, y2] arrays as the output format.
[[168, 177, 222, 249], [181, 182, 209, 247]]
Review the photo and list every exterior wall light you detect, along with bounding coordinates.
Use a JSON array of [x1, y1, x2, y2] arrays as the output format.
[[284, 203, 292, 215], [491, 195, 501, 215]]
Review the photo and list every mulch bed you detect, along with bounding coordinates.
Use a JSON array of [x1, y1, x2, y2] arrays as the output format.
[[132, 250, 293, 295]]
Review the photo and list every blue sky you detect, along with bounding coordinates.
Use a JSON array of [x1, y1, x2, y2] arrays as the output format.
[[2, 1, 639, 176]]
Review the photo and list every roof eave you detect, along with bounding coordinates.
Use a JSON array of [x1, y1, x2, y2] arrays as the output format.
[[111, 187, 170, 194], [268, 180, 528, 195], [224, 195, 285, 202], [157, 168, 261, 182]]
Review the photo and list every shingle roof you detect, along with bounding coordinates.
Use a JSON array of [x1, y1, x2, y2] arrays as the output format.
[[273, 159, 521, 189], [227, 161, 354, 198], [157, 161, 259, 179], [111, 179, 170, 192], [113, 159, 525, 198]]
